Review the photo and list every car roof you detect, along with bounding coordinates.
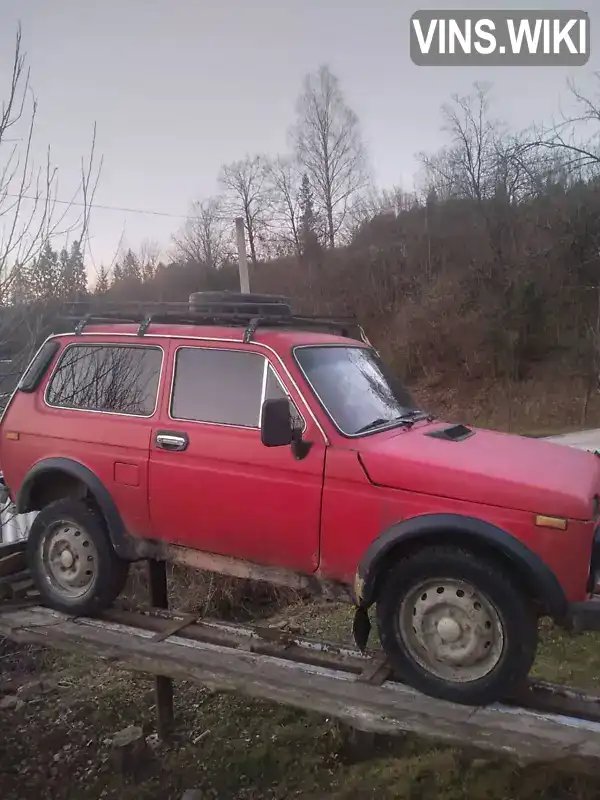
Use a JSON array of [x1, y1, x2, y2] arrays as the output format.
[[53, 323, 366, 349]]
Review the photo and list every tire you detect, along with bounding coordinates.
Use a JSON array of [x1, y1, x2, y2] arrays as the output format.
[[189, 291, 291, 306], [27, 498, 129, 616], [188, 291, 292, 316], [375, 546, 538, 706]]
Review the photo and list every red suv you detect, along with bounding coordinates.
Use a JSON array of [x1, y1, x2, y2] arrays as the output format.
[[2, 293, 600, 706]]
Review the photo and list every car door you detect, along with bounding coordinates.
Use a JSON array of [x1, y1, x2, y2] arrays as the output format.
[[148, 341, 326, 574]]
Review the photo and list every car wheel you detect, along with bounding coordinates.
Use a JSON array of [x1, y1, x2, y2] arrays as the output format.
[[27, 498, 129, 616], [376, 546, 538, 705]]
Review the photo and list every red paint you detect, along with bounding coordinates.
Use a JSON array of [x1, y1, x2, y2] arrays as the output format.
[[114, 463, 140, 487], [1, 323, 599, 606]]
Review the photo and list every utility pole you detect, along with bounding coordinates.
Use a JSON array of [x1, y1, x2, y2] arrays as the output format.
[[235, 217, 250, 293]]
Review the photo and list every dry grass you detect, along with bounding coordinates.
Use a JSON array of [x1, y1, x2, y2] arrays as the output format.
[[121, 561, 304, 622], [413, 368, 600, 435]]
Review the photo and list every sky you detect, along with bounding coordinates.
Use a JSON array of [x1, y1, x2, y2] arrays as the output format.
[[0, 0, 598, 276]]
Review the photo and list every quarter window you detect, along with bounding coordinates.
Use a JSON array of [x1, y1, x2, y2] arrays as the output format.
[[264, 364, 304, 429], [46, 344, 162, 416]]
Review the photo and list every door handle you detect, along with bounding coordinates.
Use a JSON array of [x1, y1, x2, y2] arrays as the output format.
[[155, 431, 189, 452]]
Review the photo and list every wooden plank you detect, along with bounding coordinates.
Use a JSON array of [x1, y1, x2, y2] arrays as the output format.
[[147, 560, 174, 741], [3, 605, 600, 770], [0, 540, 26, 558], [102, 606, 600, 725], [356, 657, 393, 687], [151, 613, 197, 643], [0, 549, 26, 579]]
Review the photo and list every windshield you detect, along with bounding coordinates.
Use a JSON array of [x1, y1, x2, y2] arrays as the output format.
[[294, 345, 418, 436]]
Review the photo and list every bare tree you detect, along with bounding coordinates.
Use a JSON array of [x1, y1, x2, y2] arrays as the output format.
[[347, 185, 417, 233], [0, 26, 100, 299], [291, 64, 367, 248], [519, 74, 600, 183], [219, 156, 269, 265], [422, 83, 569, 208], [0, 24, 101, 405], [137, 239, 162, 282], [265, 156, 303, 256], [173, 196, 231, 269], [419, 84, 500, 204]]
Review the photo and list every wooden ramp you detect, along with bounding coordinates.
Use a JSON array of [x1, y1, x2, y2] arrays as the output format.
[[3, 604, 600, 770]]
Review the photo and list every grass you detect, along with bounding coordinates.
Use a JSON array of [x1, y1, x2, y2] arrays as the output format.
[[4, 601, 600, 799]]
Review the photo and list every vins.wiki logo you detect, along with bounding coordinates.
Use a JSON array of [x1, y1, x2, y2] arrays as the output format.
[[410, 9, 590, 66]]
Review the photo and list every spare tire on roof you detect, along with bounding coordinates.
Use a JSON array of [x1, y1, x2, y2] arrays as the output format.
[[188, 291, 292, 318]]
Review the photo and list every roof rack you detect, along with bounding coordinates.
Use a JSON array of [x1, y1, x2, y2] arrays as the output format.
[[58, 293, 368, 344]]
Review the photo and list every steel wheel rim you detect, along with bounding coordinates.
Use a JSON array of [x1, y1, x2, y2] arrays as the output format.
[[398, 577, 505, 683], [40, 521, 98, 600]]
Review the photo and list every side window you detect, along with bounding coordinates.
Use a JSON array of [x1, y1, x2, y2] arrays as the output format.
[[171, 348, 264, 427], [264, 365, 304, 430], [46, 344, 162, 416]]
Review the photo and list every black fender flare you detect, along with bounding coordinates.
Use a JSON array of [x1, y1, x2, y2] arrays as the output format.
[[354, 513, 568, 619], [16, 457, 136, 560]]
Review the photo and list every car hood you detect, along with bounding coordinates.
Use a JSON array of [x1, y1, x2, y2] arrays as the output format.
[[357, 423, 600, 520]]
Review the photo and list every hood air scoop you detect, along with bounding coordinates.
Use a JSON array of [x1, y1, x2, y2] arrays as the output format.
[[425, 424, 475, 442]]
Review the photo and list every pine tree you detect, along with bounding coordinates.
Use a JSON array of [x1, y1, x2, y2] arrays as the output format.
[[299, 173, 320, 259], [58, 246, 70, 298], [94, 265, 111, 295], [112, 261, 124, 283], [66, 240, 88, 298], [121, 249, 142, 282], [29, 242, 60, 301], [10, 263, 31, 305], [53, 240, 87, 300]]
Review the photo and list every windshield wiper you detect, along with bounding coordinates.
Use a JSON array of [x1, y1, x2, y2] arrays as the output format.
[[354, 418, 393, 434], [354, 411, 434, 435], [398, 410, 435, 424]]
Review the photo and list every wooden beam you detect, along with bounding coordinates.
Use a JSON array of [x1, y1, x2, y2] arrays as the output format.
[[3, 605, 600, 770], [0, 549, 26, 579], [147, 560, 174, 741]]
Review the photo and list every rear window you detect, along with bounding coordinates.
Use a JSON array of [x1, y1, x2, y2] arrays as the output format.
[[46, 344, 162, 416]]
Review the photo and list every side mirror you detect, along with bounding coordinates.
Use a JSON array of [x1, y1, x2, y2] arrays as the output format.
[[260, 397, 293, 447]]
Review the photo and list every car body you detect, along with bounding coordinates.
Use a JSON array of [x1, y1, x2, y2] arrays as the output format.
[[2, 295, 600, 706]]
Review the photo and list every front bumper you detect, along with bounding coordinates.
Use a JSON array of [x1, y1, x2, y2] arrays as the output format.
[[570, 523, 600, 630], [567, 598, 600, 632]]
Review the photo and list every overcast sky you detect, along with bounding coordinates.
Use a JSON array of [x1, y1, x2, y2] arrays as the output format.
[[0, 0, 597, 273]]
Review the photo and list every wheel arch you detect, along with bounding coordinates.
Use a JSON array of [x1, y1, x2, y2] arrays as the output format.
[[355, 513, 568, 620], [17, 457, 136, 560]]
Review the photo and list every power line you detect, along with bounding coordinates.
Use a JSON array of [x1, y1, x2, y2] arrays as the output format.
[[5, 193, 189, 220]]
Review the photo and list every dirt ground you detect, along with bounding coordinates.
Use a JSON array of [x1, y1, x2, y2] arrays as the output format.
[[3, 602, 600, 800]]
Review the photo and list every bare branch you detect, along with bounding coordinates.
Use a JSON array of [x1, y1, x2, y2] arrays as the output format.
[[173, 196, 232, 269], [219, 155, 270, 265]]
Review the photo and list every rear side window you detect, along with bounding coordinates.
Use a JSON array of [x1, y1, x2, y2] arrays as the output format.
[[46, 344, 162, 416], [171, 348, 264, 427], [18, 340, 61, 394]]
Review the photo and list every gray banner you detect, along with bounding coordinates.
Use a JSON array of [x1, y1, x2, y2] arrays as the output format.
[[410, 9, 590, 66]]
